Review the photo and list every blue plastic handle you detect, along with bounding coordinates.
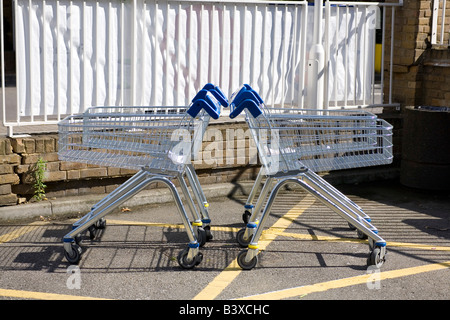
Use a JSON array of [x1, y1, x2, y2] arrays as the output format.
[[187, 84, 228, 120], [201, 83, 229, 108], [229, 84, 264, 119]]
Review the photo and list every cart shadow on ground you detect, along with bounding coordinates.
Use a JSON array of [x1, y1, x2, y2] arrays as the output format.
[[0, 220, 379, 275], [1, 177, 449, 277]]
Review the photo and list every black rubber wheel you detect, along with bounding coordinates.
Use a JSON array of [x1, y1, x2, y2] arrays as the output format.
[[236, 228, 251, 248], [194, 252, 203, 266], [95, 218, 106, 229], [197, 227, 207, 247], [357, 229, 368, 240], [348, 222, 357, 230], [204, 225, 213, 241], [367, 247, 385, 268], [88, 225, 96, 240], [237, 250, 258, 270], [242, 210, 251, 224], [177, 248, 202, 269], [64, 243, 82, 265], [74, 234, 82, 245]]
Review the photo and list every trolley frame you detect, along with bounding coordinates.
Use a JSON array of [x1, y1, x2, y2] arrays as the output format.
[[58, 84, 227, 269], [229, 85, 391, 270]]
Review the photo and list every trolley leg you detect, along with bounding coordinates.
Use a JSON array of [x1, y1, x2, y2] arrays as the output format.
[[237, 177, 282, 270], [185, 164, 209, 214], [72, 170, 148, 229], [298, 175, 385, 244], [88, 170, 148, 211], [177, 173, 207, 247], [304, 170, 371, 224], [64, 172, 154, 239], [184, 164, 213, 240], [62, 174, 203, 269], [236, 177, 274, 248], [63, 172, 156, 264], [242, 168, 265, 223], [302, 171, 375, 239], [164, 177, 203, 269], [237, 177, 386, 270]]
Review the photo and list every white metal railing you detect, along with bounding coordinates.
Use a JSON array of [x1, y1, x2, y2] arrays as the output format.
[[1, 0, 402, 135], [324, 1, 403, 109], [432, 0, 450, 46]]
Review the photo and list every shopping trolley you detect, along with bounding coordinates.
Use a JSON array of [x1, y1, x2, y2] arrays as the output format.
[[229, 84, 393, 270], [58, 84, 228, 269]]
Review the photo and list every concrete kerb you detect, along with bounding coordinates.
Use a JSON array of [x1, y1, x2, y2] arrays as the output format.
[[0, 181, 255, 223]]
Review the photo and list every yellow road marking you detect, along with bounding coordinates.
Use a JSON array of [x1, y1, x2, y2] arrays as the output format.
[[0, 288, 111, 300], [383, 241, 450, 252], [106, 219, 240, 233], [0, 222, 44, 244], [192, 195, 316, 300], [237, 260, 450, 300], [2, 209, 448, 301], [106, 219, 185, 229], [272, 231, 450, 251], [106, 219, 450, 251]]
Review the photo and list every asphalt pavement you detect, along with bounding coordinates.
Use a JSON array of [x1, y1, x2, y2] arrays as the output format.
[[0, 177, 449, 312]]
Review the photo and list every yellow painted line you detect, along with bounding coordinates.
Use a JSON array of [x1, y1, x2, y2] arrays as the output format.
[[271, 230, 450, 251], [0, 288, 111, 300], [274, 231, 450, 250], [192, 195, 316, 300], [106, 219, 185, 229], [106, 219, 240, 233], [58, 219, 450, 252], [384, 241, 450, 252], [0, 222, 44, 244], [237, 260, 450, 300]]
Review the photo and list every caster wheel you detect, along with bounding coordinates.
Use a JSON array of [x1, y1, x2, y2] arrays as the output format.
[[242, 210, 251, 224], [95, 218, 106, 229], [197, 227, 207, 247], [236, 228, 251, 248], [357, 229, 368, 240], [177, 248, 203, 269], [237, 250, 258, 270], [74, 234, 82, 245], [195, 252, 203, 266], [348, 222, 356, 230], [204, 226, 213, 241], [64, 243, 82, 265], [367, 247, 386, 268], [88, 225, 96, 240]]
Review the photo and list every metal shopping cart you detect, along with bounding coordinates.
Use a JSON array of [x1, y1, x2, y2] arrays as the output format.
[[58, 84, 228, 269], [228, 84, 393, 270]]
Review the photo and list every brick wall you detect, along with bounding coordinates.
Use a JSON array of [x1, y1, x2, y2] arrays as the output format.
[[0, 121, 261, 206], [0, 115, 403, 207], [384, 0, 450, 108], [0, 138, 19, 205], [421, 49, 450, 106]]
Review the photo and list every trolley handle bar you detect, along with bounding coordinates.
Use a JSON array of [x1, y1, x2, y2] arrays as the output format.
[[202, 83, 229, 108], [187, 84, 229, 120], [229, 84, 264, 119]]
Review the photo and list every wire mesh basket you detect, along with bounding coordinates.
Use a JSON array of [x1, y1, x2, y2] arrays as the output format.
[[229, 85, 389, 270], [58, 83, 228, 174], [58, 106, 208, 174], [230, 85, 393, 174], [58, 84, 228, 269]]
